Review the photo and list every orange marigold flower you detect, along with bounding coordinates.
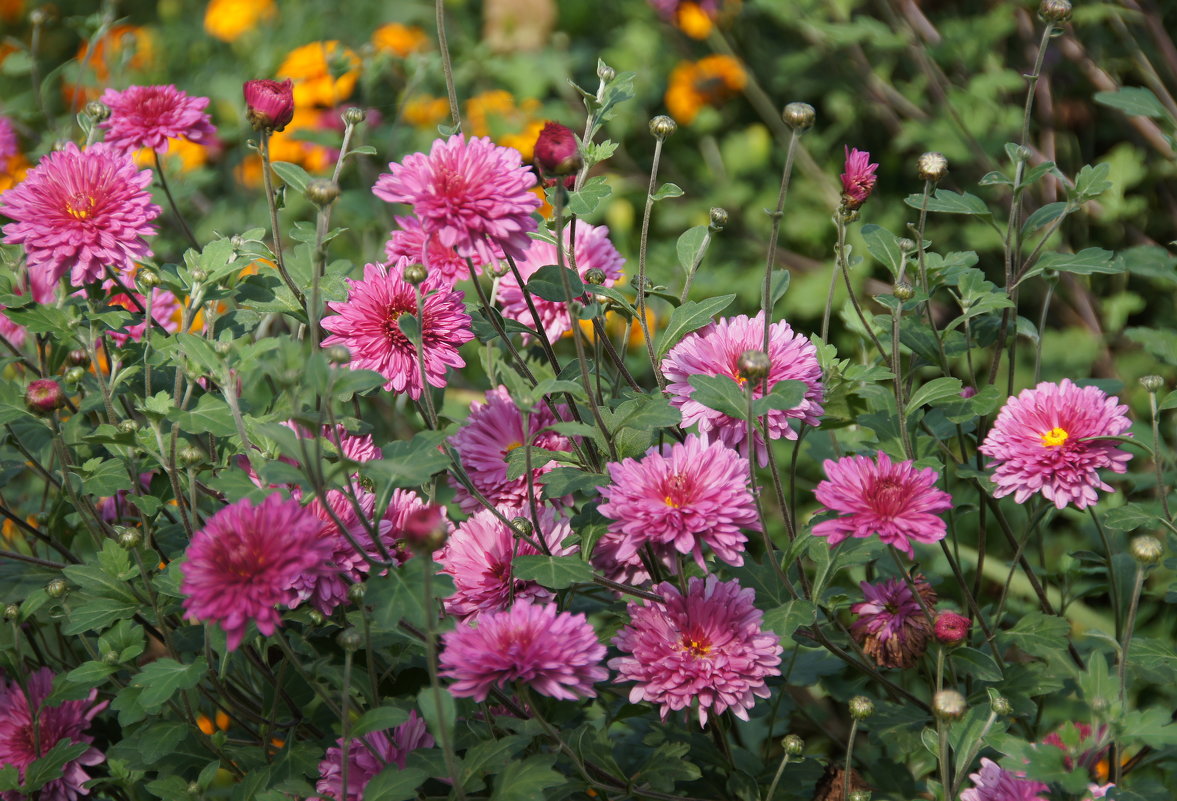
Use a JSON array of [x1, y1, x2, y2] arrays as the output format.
[[204, 0, 276, 43], [196, 714, 216, 736], [64, 25, 157, 107], [664, 54, 747, 125], [676, 2, 714, 38], [403, 96, 450, 129], [465, 90, 543, 161], [0, 154, 28, 192], [215, 710, 231, 731], [133, 138, 213, 173], [372, 22, 428, 57], [277, 41, 361, 108]]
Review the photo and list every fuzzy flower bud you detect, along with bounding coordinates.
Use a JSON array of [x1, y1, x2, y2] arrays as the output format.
[[117, 419, 139, 435], [136, 268, 161, 291], [782, 734, 805, 756], [1140, 375, 1164, 393], [990, 694, 1012, 716], [305, 178, 340, 207], [25, 379, 65, 416], [782, 102, 816, 131], [337, 627, 363, 652], [46, 578, 68, 599], [533, 122, 582, 177], [738, 349, 771, 382], [597, 62, 616, 83], [348, 582, 366, 603], [178, 446, 205, 468], [584, 268, 607, 285], [1130, 535, 1163, 565], [342, 106, 367, 126], [326, 345, 351, 365], [510, 516, 534, 538], [848, 792, 871, 801], [893, 281, 915, 301], [1039, 0, 1072, 23], [649, 115, 677, 139], [934, 612, 971, 645], [402, 263, 428, 286], [67, 349, 90, 367], [84, 100, 111, 123], [709, 207, 728, 231], [933, 689, 967, 721], [243, 78, 296, 133], [116, 526, 142, 549], [848, 695, 874, 720], [64, 367, 85, 385], [3, 604, 19, 621], [402, 503, 448, 554], [917, 151, 949, 182]]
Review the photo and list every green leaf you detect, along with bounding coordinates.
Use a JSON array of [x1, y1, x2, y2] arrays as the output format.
[[1126, 327, 1177, 367], [653, 294, 735, 361], [762, 600, 817, 640], [608, 393, 681, 431], [906, 377, 964, 412], [368, 559, 453, 632], [20, 740, 91, 795], [904, 189, 991, 215], [996, 612, 1069, 660], [1071, 162, 1113, 203], [1032, 248, 1122, 277], [65, 661, 117, 687], [416, 685, 456, 748], [1119, 707, 1177, 748], [363, 767, 428, 801], [512, 554, 593, 589], [1129, 637, 1177, 684], [168, 394, 238, 437], [539, 468, 607, 498], [1102, 504, 1161, 532], [352, 706, 410, 738], [491, 754, 564, 801], [861, 224, 904, 278], [676, 226, 709, 271], [1160, 390, 1177, 411], [525, 264, 584, 302], [1094, 87, 1169, 119], [651, 182, 684, 201], [752, 380, 808, 417], [565, 176, 611, 217], [61, 596, 139, 635], [62, 563, 138, 603], [951, 647, 1004, 682], [687, 374, 746, 420], [460, 735, 532, 791], [1022, 201, 1070, 237], [132, 656, 207, 711], [333, 369, 388, 400], [504, 446, 578, 481], [269, 161, 310, 192], [366, 431, 451, 489], [635, 741, 702, 792]]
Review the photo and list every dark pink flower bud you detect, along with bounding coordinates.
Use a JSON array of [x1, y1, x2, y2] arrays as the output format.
[[533, 122, 582, 177], [840, 146, 878, 211], [960, 386, 977, 399], [25, 379, 65, 416], [243, 79, 295, 133], [934, 612, 971, 645], [403, 503, 448, 554]]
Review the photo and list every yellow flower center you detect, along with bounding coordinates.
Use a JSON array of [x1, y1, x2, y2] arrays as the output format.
[[682, 636, 711, 657], [505, 441, 523, 453], [664, 495, 680, 508], [1041, 427, 1069, 447], [66, 194, 96, 220]]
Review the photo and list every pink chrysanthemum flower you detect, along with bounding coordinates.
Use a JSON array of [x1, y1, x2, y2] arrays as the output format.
[[373, 134, 541, 265], [497, 222, 625, 342], [437, 506, 574, 621], [320, 259, 474, 398], [0, 305, 26, 350], [384, 215, 484, 287], [850, 576, 937, 669], [98, 84, 217, 155], [812, 451, 953, 557], [979, 379, 1133, 510], [0, 668, 107, 801], [440, 600, 607, 702], [610, 576, 782, 727], [448, 386, 573, 514], [840, 146, 878, 210], [0, 117, 17, 161], [181, 493, 333, 649], [960, 758, 1048, 801], [661, 312, 824, 465], [0, 143, 160, 302], [596, 434, 756, 573], [311, 710, 433, 801]]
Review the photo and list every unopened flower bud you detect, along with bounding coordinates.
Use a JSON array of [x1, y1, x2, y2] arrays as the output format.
[[3, 604, 19, 620], [934, 612, 971, 645], [52, 139, 71, 152], [342, 106, 367, 126], [28, 7, 47, 25], [533, 122, 582, 177], [337, 627, 363, 652], [26, 379, 65, 416], [403, 263, 428, 286], [738, 350, 771, 382], [46, 578, 68, 599], [897, 238, 916, 253], [65, 366, 85, 385], [511, 516, 534, 538], [1039, 0, 1072, 23], [781, 734, 804, 756], [1130, 535, 1163, 565], [84, 100, 111, 123], [1140, 375, 1164, 393], [597, 62, 616, 83], [136, 268, 160, 291], [893, 282, 915, 301], [933, 689, 967, 721], [848, 792, 871, 801], [187, 782, 201, 796], [230, 235, 245, 250], [990, 694, 1012, 716], [709, 207, 728, 230], [67, 349, 90, 367], [308, 609, 325, 626], [348, 582, 366, 603], [584, 268, 607, 286], [327, 345, 351, 365], [243, 78, 296, 133], [101, 650, 120, 665], [488, 261, 510, 279], [305, 178, 340, 207], [178, 446, 204, 468], [402, 503, 448, 553], [848, 695, 874, 720], [117, 419, 139, 435], [189, 268, 207, 283], [116, 526, 142, 549], [649, 115, 677, 139], [917, 151, 949, 182], [782, 102, 816, 131], [214, 340, 232, 356]]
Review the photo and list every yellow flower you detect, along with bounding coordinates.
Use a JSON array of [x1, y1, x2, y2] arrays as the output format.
[[372, 22, 428, 57], [236, 108, 335, 187], [664, 54, 747, 125], [576, 308, 658, 347], [465, 90, 543, 161], [277, 41, 361, 108], [204, 0, 275, 43], [403, 96, 450, 129], [0, 154, 28, 193], [675, 3, 714, 39], [132, 138, 211, 173]]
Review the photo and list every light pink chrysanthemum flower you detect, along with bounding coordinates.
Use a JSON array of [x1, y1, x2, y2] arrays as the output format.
[[660, 312, 824, 465], [0, 668, 107, 801], [384, 214, 484, 287], [0, 143, 160, 302], [840, 146, 878, 210], [98, 84, 217, 154], [181, 493, 333, 650], [311, 710, 433, 801], [610, 576, 782, 727], [437, 505, 575, 621], [0, 117, 18, 161], [0, 306, 26, 350], [850, 576, 937, 669], [373, 134, 541, 265], [320, 259, 474, 398], [979, 378, 1133, 510], [960, 758, 1048, 801], [497, 222, 625, 342], [596, 435, 756, 573], [812, 451, 952, 557], [440, 600, 607, 702], [448, 386, 573, 514]]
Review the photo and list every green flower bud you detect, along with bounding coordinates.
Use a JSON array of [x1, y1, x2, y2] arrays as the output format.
[[848, 695, 874, 720], [649, 115, 677, 139], [782, 102, 815, 131]]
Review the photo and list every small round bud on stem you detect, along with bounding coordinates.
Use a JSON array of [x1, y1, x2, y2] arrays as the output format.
[[897, 238, 916, 253], [917, 151, 949, 182], [534, 122, 583, 177], [848, 695, 874, 720], [649, 115, 677, 140], [136, 268, 161, 291], [403, 263, 428, 286], [848, 791, 871, 801], [402, 504, 448, 553], [709, 207, 728, 231], [116, 526, 142, 549], [934, 612, 971, 645], [738, 349, 771, 382], [3, 604, 19, 621], [244, 78, 296, 133], [64, 367, 85, 385], [102, 650, 120, 665], [337, 627, 363, 652], [1039, 0, 1072, 23], [782, 102, 816, 131], [307, 609, 325, 626], [117, 419, 139, 435], [990, 694, 1013, 716], [189, 268, 208, 283], [584, 268, 607, 286], [510, 516, 534, 538], [342, 106, 367, 126], [893, 282, 915, 301], [84, 100, 111, 123], [597, 63, 616, 83], [305, 178, 341, 207], [781, 734, 805, 756], [348, 582, 367, 603], [26, 379, 65, 416], [67, 349, 90, 367], [1139, 375, 1164, 393], [29, 7, 48, 25], [178, 446, 204, 468], [1130, 535, 1163, 565], [933, 689, 967, 721], [46, 578, 69, 599], [327, 345, 351, 365], [214, 340, 231, 356], [230, 235, 245, 250]]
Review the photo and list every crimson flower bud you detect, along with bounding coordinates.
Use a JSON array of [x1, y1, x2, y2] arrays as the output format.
[[402, 503, 448, 553], [25, 379, 65, 416], [243, 79, 295, 133], [533, 122, 582, 177], [934, 612, 971, 645]]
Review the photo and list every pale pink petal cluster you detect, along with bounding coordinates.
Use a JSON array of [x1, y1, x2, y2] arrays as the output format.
[[960, 758, 1048, 801], [311, 710, 433, 801], [660, 312, 823, 464], [979, 379, 1133, 510], [99, 84, 217, 154], [812, 451, 952, 557], [440, 600, 607, 702], [610, 576, 781, 727], [384, 214, 483, 287]]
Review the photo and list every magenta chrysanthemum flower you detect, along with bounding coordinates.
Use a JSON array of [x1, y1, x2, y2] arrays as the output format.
[[0, 306, 26, 350], [320, 259, 474, 398], [448, 386, 573, 514], [311, 710, 433, 801], [373, 134, 541, 265], [850, 576, 937, 669], [611, 576, 781, 727], [596, 435, 756, 574], [384, 215, 484, 287], [440, 600, 607, 702], [979, 379, 1133, 510], [181, 493, 333, 649], [812, 451, 953, 557], [98, 84, 217, 154], [0, 143, 160, 302], [840, 146, 878, 210], [437, 506, 574, 621], [0, 117, 17, 161], [961, 758, 1048, 801], [497, 222, 625, 342], [660, 312, 824, 464], [0, 668, 107, 801]]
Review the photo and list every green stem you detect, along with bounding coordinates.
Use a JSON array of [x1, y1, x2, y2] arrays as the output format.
[[434, 0, 462, 132], [421, 555, 465, 799], [635, 137, 667, 388], [153, 149, 198, 250], [762, 128, 801, 354], [1148, 389, 1172, 522], [258, 132, 306, 309], [843, 719, 858, 801], [764, 751, 793, 801]]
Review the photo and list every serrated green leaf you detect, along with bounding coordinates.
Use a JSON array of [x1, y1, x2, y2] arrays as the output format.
[[526, 264, 584, 302], [491, 754, 563, 801], [20, 740, 90, 794], [904, 189, 991, 215], [539, 467, 607, 498], [1102, 504, 1161, 532], [752, 379, 808, 417], [565, 176, 611, 217], [951, 647, 1003, 681], [133, 656, 207, 711], [687, 374, 746, 420], [168, 394, 238, 437], [512, 554, 593, 589], [653, 294, 735, 361], [363, 766, 428, 801], [269, 161, 310, 192], [906, 377, 963, 412], [996, 611, 1069, 660], [460, 735, 532, 791], [1094, 87, 1169, 119], [352, 706, 410, 738]]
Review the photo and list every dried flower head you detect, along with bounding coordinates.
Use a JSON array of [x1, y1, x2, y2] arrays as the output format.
[[850, 576, 938, 669]]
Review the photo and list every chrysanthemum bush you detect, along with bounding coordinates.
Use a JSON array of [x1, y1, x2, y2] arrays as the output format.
[[1, 1, 1177, 800]]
